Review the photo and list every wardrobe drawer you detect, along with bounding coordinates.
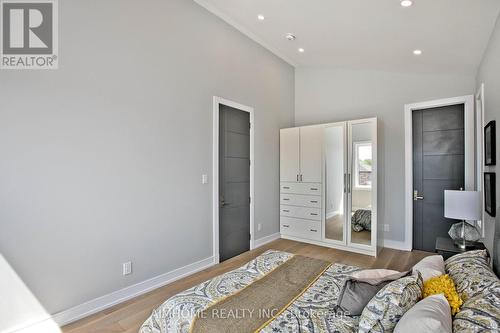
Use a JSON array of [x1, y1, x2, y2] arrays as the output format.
[[280, 217, 321, 241], [280, 194, 321, 208], [280, 182, 321, 196], [280, 205, 321, 221]]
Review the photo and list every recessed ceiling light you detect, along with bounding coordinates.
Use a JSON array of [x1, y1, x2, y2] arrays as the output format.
[[285, 33, 296, 41], [257, 14, 265, 21], [298, 48, 305, 53], [401, 0, 413, 7], [413, 49, 422, 55]]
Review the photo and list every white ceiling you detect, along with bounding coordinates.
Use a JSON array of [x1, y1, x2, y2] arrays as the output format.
[[194, 0, 500, 75]]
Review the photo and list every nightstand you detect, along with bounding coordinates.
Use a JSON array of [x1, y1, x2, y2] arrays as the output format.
[[435, 237, 486, 260]]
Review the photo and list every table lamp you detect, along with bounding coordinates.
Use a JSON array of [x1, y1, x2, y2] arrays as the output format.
[[444, 190, 482, 249]]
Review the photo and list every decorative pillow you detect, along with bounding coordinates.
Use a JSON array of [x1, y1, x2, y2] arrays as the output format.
[[358, 273, 423, 333], [394, 294, 452, 333], [452, 283, 500, 332], [351, 269, 404, 285], [336, 270, 408, 316], [444, 249, 490, 266], [423, 274, 462, 315], [445, 250, 497, 301], [412, 255, 445, 282]]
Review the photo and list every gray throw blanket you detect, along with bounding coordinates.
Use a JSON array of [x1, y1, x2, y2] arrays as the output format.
[[352, 209, 371, 232]]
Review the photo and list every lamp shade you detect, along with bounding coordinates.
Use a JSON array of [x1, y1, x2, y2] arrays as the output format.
[[444, 190, 482, 221]]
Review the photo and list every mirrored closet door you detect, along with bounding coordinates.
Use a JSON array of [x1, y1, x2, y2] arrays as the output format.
[[324, 123, 347, 244], [348, 120, 376, 249], [322, 118, 377, 254]]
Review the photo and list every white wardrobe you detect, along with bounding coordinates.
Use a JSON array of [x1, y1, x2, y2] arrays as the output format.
[[280, 118, 378, 256]]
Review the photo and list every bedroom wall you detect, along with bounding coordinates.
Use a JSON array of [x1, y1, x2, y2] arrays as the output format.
[[295, 67, 475, 246], [476, 13, 500, 254], [0, 0, 294, 317]]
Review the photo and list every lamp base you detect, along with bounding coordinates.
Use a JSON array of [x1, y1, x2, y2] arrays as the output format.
[[454, 239, 477, 250]]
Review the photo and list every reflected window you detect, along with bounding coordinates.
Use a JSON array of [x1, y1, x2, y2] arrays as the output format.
[[354, 142, 372, 189]]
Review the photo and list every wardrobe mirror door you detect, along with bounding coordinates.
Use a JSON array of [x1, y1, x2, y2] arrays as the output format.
[[324, 125, 345, 242], [350, 122, 373, 246]]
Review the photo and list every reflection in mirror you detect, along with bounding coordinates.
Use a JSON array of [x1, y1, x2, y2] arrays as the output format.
[[351, 122, 373, 246], [324, 125, 345, 242]]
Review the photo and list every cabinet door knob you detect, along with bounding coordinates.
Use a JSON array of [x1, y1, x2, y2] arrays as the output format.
[[283, 224, 290, 228], [310, 229, 318, 232]]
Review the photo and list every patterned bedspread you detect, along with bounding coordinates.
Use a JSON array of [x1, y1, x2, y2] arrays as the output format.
[[139, 250, 361, 333]]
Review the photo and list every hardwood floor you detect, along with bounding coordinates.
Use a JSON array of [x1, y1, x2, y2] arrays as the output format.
[[62, 239, 433, 333]]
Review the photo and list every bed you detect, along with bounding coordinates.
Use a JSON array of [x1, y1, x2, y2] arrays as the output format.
[[140, 246, 500, 333], [140, 250, 362, 333]]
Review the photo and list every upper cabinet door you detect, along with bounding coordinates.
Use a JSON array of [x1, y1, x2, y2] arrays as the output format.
[[300, 125, 323, 183], [280, 128, 300, 182]]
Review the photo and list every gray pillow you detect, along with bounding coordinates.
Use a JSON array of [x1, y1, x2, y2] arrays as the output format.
[[359, 273, 423, 333], [336, 271, 409, 316]]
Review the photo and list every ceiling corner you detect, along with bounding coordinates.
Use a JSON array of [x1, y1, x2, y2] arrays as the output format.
[[193, 0, 297, 67]]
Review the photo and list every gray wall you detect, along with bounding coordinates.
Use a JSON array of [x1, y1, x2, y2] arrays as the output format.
[[0, 0, 294, 314], [295, 67, 475, 244], [477, 14, 500, 253]]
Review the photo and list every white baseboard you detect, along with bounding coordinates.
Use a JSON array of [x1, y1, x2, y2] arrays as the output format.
[[281, 234, 376, 257], [254, 233, 281, 248], [52, 255, 216, 327], [49, 235, 408, 327], [383, 239, 411, 251]]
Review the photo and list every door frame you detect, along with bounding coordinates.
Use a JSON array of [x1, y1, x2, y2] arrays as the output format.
[[212, 96, 255, 264], [403, 95, 475, 251], [475, 84, 485, 237]]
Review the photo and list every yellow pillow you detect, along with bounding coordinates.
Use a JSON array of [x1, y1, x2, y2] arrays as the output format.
[[423, 274, 463, 315]]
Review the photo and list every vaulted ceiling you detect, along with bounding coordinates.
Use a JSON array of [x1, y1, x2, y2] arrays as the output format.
[[195, 0, 500, 75]]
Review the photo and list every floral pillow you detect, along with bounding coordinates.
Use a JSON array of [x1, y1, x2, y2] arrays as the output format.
[[445, 250, 500, 332], [452, 283, 500, 332], [444, 250, 497, 301], [358, 273, 423, 333]]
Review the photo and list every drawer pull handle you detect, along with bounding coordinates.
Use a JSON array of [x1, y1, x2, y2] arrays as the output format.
[[310, 213, 318, 216], [310, 229, 318, 232], [310, 188, 318, 191], [282, 210, 290, 213], [283, 186, 290, 189], [283, 198, 290, 201], [310, 200, 318, 203], [283, 224, 290, 228]]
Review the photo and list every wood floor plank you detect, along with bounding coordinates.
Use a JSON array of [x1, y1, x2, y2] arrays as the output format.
[[62, 239, 433, 333]]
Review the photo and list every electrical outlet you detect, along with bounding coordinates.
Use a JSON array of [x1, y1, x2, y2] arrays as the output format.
[[202, 174, 208, 184], [384, 224, 390, 232], [123, 261, 132, 276], [257, 223, 262, 231]]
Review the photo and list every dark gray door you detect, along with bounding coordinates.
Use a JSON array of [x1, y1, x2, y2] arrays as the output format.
[[219, 105, 250, 262], [413, 105, 465, 252]]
